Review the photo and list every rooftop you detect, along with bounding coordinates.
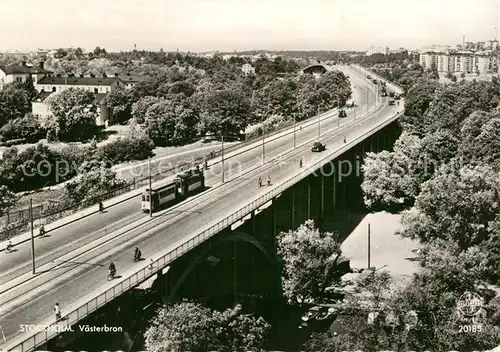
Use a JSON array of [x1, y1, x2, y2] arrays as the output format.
[[33, 91, 53, 102], [37, 76, 122, 86], [116, 74, 146, 84], [0, 64, 52, 75], [33, 91, 109, 104]]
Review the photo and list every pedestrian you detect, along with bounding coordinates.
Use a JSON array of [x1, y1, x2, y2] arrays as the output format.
[[343, 136, 346, 143], [54, 303, 61, 320]]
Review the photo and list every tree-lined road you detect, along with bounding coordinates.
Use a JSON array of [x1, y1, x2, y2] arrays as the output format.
[[0, 66, 397, 349]]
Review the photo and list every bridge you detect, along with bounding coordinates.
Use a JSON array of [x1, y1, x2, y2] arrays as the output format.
[[300, 63, 330, 76], [0, 65, 405, 351]]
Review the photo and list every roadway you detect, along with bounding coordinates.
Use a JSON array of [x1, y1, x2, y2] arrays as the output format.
[[0, 66, 395, 348]]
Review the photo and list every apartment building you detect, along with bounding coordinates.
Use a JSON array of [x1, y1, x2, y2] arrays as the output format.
[[420, 50, 497, 74], [0, 61, 53, 90]]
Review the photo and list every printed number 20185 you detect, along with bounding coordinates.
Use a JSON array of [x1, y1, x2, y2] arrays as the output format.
[[459, 325, 482, 333]]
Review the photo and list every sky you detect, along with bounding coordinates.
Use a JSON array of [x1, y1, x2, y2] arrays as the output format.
[[0, 0, 498, 52]]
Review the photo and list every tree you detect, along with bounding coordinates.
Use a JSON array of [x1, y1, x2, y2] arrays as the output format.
[[253, 78, 299, 119], [304, 244, 500, 351], [105, 87, 133, 123], [276, 220, 343, 304], [46, 88, 98, 142], [144, 302, 270, 352], [401, 164, 500, 250], [74, 47, 84, 58], [0, 185, 17, 216], [142, 96, 198, 146], [54, 48, 68, 59], [459, 111, 500, 168], [64, 159, 127, 203], [93, 46, 107, 57], [0, 83, 33, 128], [96, 135, 154, 164], [131, 96, 163, 123], [0, 143, 75, 192], [196, 87, 251, 136], [23, 74, 37, 101], [361, 133, 424, 211], [0, 113, 45, 142]]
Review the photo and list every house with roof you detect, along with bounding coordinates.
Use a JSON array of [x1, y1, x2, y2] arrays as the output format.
[[32, 74, 125, 126], [0, 61, 53, 90], [114, 73, 146, 89]]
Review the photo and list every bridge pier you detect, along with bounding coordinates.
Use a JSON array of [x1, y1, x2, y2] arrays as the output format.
[[307, 180, 311, 219], [272, 197, 277, 239], [320, 176, 325, 221]]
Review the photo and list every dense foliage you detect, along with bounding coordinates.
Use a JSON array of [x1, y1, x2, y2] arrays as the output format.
[[304, 244, 500, 351], [0, 113, 45, 142], [64, 159, 127, 203], [0, 185, 17, 216], [277, 220, 343, 304], [144, 302, 270, 352], [45, 88, 99, 142], [362, 78, 500, 211], [96, 135, 154, 164], [0, 82, 34, 129]]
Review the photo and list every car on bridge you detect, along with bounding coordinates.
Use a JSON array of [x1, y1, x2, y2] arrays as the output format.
[[312, 141, 326, 152], [388, 99, 395, 106], [338, 109, 347, 118]]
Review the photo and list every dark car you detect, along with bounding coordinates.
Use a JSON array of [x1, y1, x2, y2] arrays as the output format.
[[389, 99, 395, 106], [312, 142, 326, 152], [338, 109, 347, 118]]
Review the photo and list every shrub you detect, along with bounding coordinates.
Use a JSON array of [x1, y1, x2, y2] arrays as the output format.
[[96, 136, 154, 164], [246, 114, 293, 140], [0, 114, 45, 142]]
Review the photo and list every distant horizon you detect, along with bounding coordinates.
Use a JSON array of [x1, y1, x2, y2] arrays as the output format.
[[0, 0, 498, 53]]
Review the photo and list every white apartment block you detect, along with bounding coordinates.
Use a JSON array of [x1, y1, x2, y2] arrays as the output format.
[[419, 50, 498, 74], [366, 46, 389, 56]]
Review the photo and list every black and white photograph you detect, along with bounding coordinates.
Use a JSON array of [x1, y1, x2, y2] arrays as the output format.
[[0, 0, 500, 351]]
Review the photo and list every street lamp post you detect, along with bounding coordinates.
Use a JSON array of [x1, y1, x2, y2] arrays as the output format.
[[262, 124, 265, 165], [29, 198, 35, 274], [317, 107, 321, 137], [221, 134, 225, 183], [366, 87, 369, 113], [148, 158, 152, 218], [293, 116, 296, 148]]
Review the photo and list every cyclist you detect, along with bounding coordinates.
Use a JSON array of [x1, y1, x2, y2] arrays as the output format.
[[39, 224, 45, 237], [109, 262, 116, 278], [134, 247, 141, 261], [299, 158, 303, 168], [6, 240, 12, 253], [99, 201, 104, 212], [267, 175, 271, 186]]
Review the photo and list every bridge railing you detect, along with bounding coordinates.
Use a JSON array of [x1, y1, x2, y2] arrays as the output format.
[[5, 88, 403, 352]]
